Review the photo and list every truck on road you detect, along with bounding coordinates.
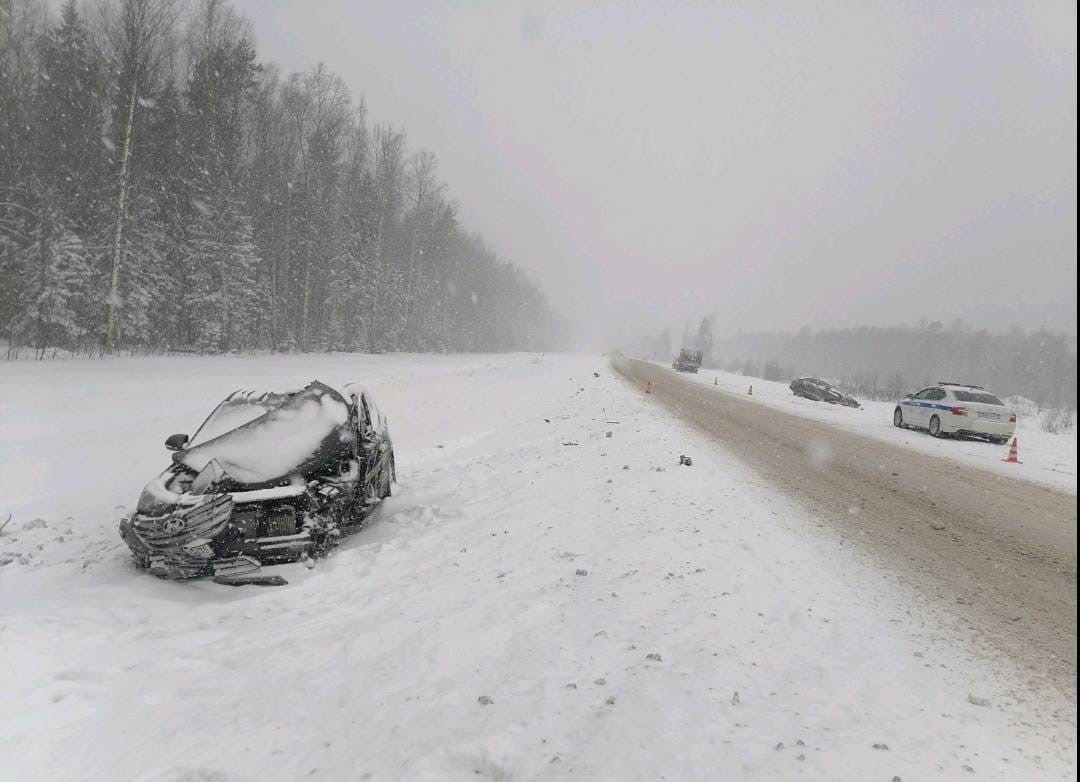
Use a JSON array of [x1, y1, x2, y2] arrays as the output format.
[[672, 348, 703, 373]]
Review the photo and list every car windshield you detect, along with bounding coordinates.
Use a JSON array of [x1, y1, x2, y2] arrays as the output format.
[[191, 399, 274, 445], [189, 390, 297, 446], [952, 390, 1005, 405]]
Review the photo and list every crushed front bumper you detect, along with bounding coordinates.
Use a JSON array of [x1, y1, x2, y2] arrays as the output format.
[[120, 494, 264, 580]]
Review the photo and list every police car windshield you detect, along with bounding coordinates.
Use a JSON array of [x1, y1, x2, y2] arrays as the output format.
[[952, 390, 1004, 405]]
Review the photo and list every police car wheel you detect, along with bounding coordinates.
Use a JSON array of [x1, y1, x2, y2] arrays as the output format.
[[893, 408, 904, 428], [929, 415, 943, 437]]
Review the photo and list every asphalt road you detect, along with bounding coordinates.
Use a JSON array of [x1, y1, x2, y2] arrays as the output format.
[[614, 357, 1077, 705]]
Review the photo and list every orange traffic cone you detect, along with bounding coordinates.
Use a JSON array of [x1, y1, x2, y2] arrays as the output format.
[[1002, 437, 1021, 464], [748, 385, 753, 396], [644, 381, 652, 395]]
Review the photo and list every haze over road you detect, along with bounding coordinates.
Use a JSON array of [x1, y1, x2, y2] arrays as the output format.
[[614, 357, 1077, 709]]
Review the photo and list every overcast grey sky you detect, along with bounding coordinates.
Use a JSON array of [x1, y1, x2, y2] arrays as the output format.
[[233, 0, 1077, 344]]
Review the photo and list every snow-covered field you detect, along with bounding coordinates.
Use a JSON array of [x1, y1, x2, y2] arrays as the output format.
[[671, 366, 1077, 494], [1, 353, 1075, 780]]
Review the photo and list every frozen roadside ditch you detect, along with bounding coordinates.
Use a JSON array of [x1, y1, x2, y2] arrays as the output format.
[[0, 353, 1074, 780]]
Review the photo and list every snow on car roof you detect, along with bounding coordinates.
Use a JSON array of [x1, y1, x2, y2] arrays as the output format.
[[179, 381, 351, 485]]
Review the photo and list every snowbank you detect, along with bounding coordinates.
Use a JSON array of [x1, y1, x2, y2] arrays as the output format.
[[1, 353, 1075, 780]]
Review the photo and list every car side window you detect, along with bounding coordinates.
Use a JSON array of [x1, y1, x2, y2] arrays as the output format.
[[913, 389, 932, 400], [927, 388, 946, 401]]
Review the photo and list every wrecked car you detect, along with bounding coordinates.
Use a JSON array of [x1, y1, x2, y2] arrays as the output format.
[[789, 377, 860, 408], [119, 381, 395, 583]]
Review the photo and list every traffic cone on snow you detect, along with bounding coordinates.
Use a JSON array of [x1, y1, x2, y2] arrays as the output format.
[[644, 381, 652, 395], [1002, 437, 1021, 464], [748, 385, 753, 396]]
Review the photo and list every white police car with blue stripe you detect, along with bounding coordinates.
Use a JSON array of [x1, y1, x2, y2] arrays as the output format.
[[893, 382, 1016, 444]]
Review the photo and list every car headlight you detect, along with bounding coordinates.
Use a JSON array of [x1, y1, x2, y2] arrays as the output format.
[[136, 476, 182, 515]]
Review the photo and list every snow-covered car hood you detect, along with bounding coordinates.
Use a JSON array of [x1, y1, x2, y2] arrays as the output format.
[[177, 381, 353, 486]]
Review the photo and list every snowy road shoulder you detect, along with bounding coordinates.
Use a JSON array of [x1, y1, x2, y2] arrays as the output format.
[[0, 353, 1075, 780], [668, 364, 1077, 494]]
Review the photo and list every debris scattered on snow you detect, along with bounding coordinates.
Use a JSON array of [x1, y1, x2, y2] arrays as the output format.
[[967, 693, 991, 707], [872, 743, 890, 751], [477, 695, 494, 705], [731, 691, 740, 705], [930, 521, 947, 531], [645, 653, 662, 662], [575, 568, 588, 577], [678, 454, 692, 466]]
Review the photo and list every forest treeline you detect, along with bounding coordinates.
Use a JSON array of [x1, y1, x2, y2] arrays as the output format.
[[1, 0, 564, 358], [647, 319, 1077, 410]]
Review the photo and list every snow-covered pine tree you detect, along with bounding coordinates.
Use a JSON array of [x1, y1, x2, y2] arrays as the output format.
[[218, 190, 265, 352], [111, 187, 169, 352], [142, 80, 193, 349], [10, 197, 94, 357], [185, 185, 264, 353], [34, 0, 107, 232]]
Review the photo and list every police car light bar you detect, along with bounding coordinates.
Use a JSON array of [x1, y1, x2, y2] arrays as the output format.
[[938, 381, 984, 389]]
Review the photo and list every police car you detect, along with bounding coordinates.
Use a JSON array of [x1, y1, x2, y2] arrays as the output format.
[[893, 382, 1016, 443]]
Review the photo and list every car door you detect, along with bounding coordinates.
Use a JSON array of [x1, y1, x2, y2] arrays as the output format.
[[906, 388, 934, 426], [923, 388, 948, 425]]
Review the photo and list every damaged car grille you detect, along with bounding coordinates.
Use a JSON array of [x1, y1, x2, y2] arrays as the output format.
[[131, 495, 235, 551]]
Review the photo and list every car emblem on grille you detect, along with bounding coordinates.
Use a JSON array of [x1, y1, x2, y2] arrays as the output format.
[[162, 516, 187, 535]]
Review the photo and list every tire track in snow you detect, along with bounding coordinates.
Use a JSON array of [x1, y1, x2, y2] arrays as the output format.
[[614, 356, 1077, 709]]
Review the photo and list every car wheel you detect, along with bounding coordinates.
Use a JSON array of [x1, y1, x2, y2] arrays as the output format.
[[929, 415, 943, 438], [893, 407, 904, 428]]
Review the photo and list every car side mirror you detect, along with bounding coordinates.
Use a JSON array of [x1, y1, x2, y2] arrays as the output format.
[[904, 393, 913, 399], [165, 433, 190, 451]]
